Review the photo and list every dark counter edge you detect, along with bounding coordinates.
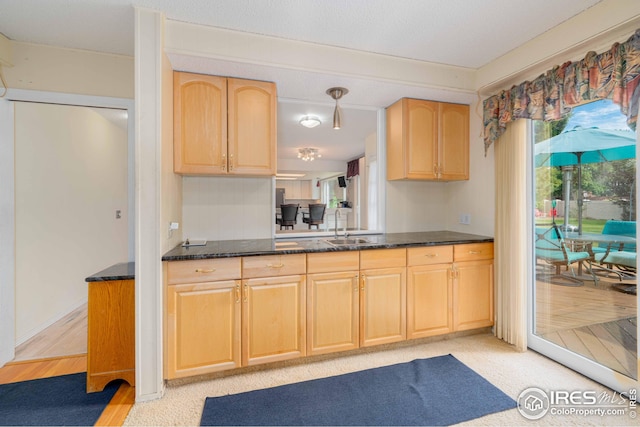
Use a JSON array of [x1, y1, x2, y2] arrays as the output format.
[[161, 231, 494, 261], [86, 261, 135, 282]]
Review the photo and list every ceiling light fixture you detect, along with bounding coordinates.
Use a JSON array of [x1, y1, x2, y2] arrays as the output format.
[[297, 147, 321, 162], [299, 115, 321, 128], [326, 87, 348, 130], [276, 173, 306, 178]]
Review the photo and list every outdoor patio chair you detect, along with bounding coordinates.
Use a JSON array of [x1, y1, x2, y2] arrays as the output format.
[[535, 224, 595, 286], [588, 220, 636, 281], [591, 220, 636, 254]]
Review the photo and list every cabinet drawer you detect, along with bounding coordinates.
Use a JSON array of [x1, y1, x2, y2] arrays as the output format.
[[307, 251, 359, 274], [360, 248, 406, 270], [242, 254, 306, 278], [166, 258, 241, 285], [454, 243, 494, 262], [407, 245, 453, 266]]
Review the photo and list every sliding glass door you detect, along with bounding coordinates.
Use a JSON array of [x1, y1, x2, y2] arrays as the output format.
[[529, 99, 638, 393]]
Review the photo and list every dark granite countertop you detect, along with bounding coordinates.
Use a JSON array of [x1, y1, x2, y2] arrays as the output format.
[[161, 231, 494, 261], [85, 261, 135, 282]]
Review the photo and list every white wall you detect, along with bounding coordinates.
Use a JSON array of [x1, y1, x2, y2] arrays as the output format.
[[3, 41, 134, 98], [134, 7, 165, 402], [446, 97, 495, 236], [161, 51, 183, 253], [182, 177, 273, 240], [14, 102, 128, 343], [0, 98, 15, 365], [385, 181, 448, 232]]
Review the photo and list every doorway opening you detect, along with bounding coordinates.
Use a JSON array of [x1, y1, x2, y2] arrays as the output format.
[[531, 99, 638, 384]]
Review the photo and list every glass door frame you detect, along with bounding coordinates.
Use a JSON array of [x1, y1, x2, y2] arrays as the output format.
[[526, 120, 639, 394]]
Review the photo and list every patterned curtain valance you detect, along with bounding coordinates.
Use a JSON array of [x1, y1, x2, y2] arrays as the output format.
[[483, 29, 640, 154]]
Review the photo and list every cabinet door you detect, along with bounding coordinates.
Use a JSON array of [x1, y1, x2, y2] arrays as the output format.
[[406, 99, 439, 180], [407, 264, 452, 339], [453, 259, 494, 331], [166, 280, 241, 379], [307, 271, 359, 355], [300, 180, 312, 199], [243, 275, 306, 365], [227, 78, 277, 176], [173, 72, 227, 174], [360, 267, 406, 347], [439, 103, 469, 181]]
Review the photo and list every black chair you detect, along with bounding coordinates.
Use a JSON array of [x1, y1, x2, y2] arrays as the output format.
[[278, 204, 299, 230], [302, 204, 326, 229]]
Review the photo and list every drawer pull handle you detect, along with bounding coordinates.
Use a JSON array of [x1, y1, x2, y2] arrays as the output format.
[[425, 253, 437, 258], [195, 268, 216, 273], [468, 250, 482, 255], [267, 263, 284, 268]]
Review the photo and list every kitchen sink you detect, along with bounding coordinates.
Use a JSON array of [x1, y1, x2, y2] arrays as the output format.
[[324, 237, 372, 246]]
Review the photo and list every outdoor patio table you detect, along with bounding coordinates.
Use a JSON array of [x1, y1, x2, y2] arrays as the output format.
[[564, 232, 636, 277]]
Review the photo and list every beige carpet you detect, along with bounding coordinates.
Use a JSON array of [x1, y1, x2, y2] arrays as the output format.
[[124, 332, 637, 426]]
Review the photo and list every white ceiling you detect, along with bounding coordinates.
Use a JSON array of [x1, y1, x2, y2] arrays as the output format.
[[0, 0, 603, 174], [0, 0, 602, 67]]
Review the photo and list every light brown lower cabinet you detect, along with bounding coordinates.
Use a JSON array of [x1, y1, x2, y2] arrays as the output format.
[[164, 244, 493, 380], [307, 271, 359, 355], [453, 258, 494, 331], [242, 275, 306, 366], [306, 251, 360, 356], [407, 245, 454, 339], [165, 280, 241, 379], [407, 243, 494, 339], [360, 249, 407, 347]]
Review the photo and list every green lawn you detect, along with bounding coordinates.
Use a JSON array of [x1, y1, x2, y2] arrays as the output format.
[[535, 218, 607, 233]]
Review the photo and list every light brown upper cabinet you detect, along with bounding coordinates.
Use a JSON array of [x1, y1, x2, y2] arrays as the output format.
[[173, 72, 277, 176], [386, 98, 469, 181]]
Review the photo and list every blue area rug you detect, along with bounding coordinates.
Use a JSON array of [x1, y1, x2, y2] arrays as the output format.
[[200, 354, 516, 426], [0, 372, 119, 426]]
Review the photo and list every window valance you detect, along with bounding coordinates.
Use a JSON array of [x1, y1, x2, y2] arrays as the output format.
[[483, 29, 640, 154], [347, 158, 360, 178]]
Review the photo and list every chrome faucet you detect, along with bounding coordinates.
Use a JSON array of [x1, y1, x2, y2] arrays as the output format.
[[334, 208, 341, 239]]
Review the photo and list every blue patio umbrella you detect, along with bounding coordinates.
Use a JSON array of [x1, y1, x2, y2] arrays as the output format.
[[534, 126, 637, 234]]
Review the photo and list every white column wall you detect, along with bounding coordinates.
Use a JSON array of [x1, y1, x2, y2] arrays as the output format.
[[0, 99, 15, 366], [134, 7, 164, 401]]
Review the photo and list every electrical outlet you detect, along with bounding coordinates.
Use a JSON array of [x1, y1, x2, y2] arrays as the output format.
[[168, 222, 179, 238], [459, 213, 471, 225]]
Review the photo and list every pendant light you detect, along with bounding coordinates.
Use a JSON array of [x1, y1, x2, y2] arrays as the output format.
[[326, 87, 348, 129]]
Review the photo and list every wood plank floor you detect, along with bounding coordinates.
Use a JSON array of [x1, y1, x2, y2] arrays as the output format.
[[14, 303, 88, 362], [535, 276, 638, 380]]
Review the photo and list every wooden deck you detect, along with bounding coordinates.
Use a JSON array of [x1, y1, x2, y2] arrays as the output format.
[[535, 277, 637, 380]]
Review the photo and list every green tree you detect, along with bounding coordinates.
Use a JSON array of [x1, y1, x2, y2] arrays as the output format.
[[604, 159, 636, 220], [534, 116, 571, 210], [533, 115, 570, 142], [535, 167, 562, 210]]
